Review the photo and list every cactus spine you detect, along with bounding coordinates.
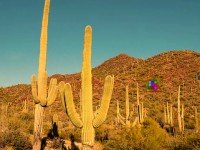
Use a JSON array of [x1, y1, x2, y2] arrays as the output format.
[[31, 0, 58, 149], [59, 26, 114, 150]]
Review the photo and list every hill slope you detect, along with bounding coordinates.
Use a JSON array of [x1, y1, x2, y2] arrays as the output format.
[[0, 50, 200, 127]]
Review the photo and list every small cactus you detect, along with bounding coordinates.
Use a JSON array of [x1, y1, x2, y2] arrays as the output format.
[[117, 85, 140, 127], [177, 85, 184, 133]]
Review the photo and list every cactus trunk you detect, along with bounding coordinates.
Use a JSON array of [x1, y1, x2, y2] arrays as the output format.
[[181, 104, 184, 132], [81, 26, 95, 149], [177, 85, 182, 133], [33, 0, 50, 149], [167, 102, 170, 124], [170, 104, 173, 126], [164, 105, 167, 124], [136, 83, 140, 123], [125, 86, 130, 127], [33, 105, 44, 150]]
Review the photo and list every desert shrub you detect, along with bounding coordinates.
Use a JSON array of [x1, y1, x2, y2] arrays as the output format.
[[95, 124, 114, 143], [104, 118, 169, 150], [19, 112, 34, 121], [170, 133, 200, 150], [0, 130, 32, 150], [104, 125, 143, 150], [60, 126, 81, 142], [8, 117, 21, 130], [141, 118, 169, 150]]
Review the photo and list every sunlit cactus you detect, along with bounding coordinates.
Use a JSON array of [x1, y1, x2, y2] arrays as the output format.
[[177, 85, 184, 133], [59, 25, 114, 150], [164, 102, 173, 126], [117, 85, 139, 127], [31, 0, 58, 149], [181, 104, 185, 132], [170, 104, 173, 126], [22, 99, 28, 113]]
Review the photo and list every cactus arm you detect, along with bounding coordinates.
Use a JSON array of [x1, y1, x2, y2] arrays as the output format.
[[31, 75, 40, 104], [118, 113, 125, 121], [46, 78, 58, 106], [129, 104, 134, 118], [59, 81, 67, 113], [131, 117, 139, 127], [118, 116, 126, 125], [65, 83, 83, 128], [93, 75, 114, 128]]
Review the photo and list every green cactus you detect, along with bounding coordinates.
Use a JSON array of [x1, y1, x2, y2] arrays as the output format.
[[59, 25, 114, 149], [31, 0, 58, 149]]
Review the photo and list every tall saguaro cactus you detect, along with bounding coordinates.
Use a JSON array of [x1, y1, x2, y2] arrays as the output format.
[[177, 85, 184, 133], [31, 0, 58, 149], [59, 26, 114, 150]]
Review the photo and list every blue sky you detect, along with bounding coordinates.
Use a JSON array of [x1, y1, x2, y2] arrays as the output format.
[[0, 0, 200, 86]]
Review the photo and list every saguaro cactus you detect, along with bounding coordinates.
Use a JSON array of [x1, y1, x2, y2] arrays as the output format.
[[59, 26, 114, 150], [177, 85, 183, 133], [170, 104, 173, 126], [31, 0, 58, 149], [164, 102, 173, 126], [117, 85, 139, 127], [181, 104, 185, 132]]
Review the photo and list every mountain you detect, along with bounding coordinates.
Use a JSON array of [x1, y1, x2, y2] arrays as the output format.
[[0, 50, 200, 126]]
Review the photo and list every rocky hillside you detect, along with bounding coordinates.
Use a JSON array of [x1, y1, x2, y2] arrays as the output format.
[[0, 50, 200, 127]]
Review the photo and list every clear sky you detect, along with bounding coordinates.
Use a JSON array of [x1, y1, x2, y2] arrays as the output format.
[[0, 0, 200, 87]]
